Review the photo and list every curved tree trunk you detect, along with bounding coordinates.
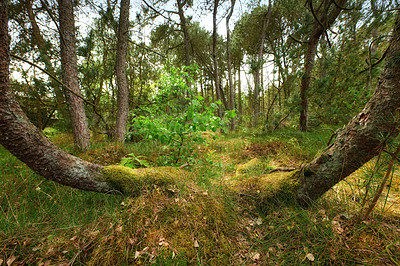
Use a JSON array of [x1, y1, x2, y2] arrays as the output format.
[[58, 0, 90, 150], [114, 0, 131, 142]]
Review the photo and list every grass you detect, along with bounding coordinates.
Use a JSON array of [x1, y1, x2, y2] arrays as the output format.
[[1, 127, 400, 265]]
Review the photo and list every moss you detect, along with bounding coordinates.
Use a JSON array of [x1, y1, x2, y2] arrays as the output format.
[[233, 170, 302, 206], [235, 158, 261, 176], [100, 165, 186, 194]]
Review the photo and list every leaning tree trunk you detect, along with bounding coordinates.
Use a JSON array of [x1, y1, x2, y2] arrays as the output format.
[[296, 12, 400, 204], [58, 0, 90, 150], [114, 0, 131, 143]]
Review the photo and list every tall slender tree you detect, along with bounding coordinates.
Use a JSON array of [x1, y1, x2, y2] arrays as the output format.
[[226, 0, 236, 130], [253, 0, 271, 125], [212, 0, 222, 117], [26, 0, 67, 124], [299, 0, 347, 131], [58, 0, 90, 150], [114, 0, 131, 142]]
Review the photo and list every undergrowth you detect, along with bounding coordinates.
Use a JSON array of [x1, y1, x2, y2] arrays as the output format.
[[1, 127, 400, 265]]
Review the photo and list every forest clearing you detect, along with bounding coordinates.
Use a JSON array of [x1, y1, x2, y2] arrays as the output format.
[[1, 0, 400, 264]]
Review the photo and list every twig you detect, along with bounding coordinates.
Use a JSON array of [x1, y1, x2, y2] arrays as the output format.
[[11, 54, 94, 107], [359, 38, 392, 74]]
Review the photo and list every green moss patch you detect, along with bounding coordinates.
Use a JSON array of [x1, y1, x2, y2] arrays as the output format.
[[101, 165, 187, 194], [232, 165, 302, 206]]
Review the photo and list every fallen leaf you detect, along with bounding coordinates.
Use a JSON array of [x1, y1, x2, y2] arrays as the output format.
[[252, 252, 261, 261], [89, 230, 100, 237], [158, 237, 169, 247], [194, 240, 199, 248], [134, 251, 141, 259], [115, 225, 123, 233], [6, 255, 17, 266], [22, 238, 32, 246], [306, 253, 315, 262], [32, 246, 42, 252], [268, 247, 276, 254], [255, 217, 263, 225], [46, 247, 54, 255]]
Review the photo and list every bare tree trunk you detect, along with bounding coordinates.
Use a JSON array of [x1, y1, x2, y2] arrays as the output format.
[[299, 0, 347, 131], [177, 0, 191, 68], [238, 66, 242, 118], [213, 0, 222, 117], [58, 0, 90, 150], [114, 0, 130, 142], [253, 0, 271, 125], [226, 0, 236, 130]]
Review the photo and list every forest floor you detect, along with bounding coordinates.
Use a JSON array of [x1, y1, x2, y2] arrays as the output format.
[[1, 128, 400, 265]]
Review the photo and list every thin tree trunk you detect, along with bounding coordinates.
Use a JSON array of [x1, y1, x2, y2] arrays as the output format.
[[58, 0, 90, 150], [177, 0, 191, 68], [226, 0, 236, 130], [253, 0, 271, 125], [114, 0, 130, 142], [213, 0, 222, 117], [26, 0, 67, 123], [238, 66, 242, 118], [299, 0, 347, 131]]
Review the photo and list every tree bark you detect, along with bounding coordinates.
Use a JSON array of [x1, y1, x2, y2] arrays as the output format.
[[253, 0, 271, 125], [226, 0, 236, 131], [114, 0, 131, 143], [212, 0, 222, 117], [299, 0, 347, 131], [58, 0, 90, 150], [177, 0, 191, 68]]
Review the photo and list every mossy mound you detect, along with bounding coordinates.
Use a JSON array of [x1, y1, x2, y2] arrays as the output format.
[[235, 158, 261, 176], [101, 165, 187, 195], [88, 187, 237, 265]]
